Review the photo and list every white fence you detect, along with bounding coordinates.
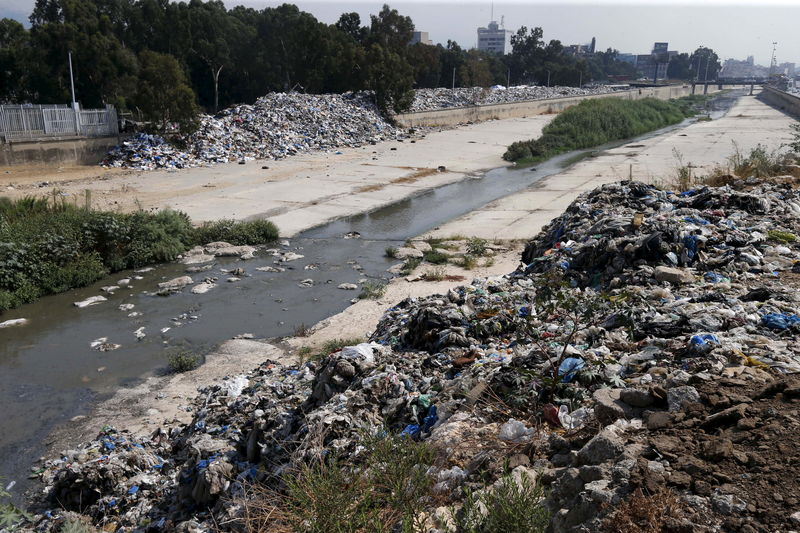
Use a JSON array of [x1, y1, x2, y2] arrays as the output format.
[[0, 104, 119, 142]]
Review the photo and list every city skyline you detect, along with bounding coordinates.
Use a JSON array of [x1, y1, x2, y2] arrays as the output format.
[[2, 0, 798, 66]]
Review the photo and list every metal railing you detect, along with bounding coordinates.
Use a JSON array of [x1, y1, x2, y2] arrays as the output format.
[[0, 104, 118, 142]]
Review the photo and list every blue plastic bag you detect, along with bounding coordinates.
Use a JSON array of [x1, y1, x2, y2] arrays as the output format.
[[762, 313, 800, 330], [558, 357, 585, 383]]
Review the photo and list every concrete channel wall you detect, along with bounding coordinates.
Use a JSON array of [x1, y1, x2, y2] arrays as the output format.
[[395, 85, 697, 128], [0, 135, 121, 167], [759, 87, 800, 119]]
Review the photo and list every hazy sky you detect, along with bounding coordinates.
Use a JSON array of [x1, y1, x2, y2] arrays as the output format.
[[2, 0, 798, 65]]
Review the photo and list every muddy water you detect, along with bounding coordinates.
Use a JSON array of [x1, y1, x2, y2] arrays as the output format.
[[0, 90, 742, 500]]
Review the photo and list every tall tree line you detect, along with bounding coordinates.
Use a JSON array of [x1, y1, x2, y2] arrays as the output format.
[[0, 0, 643, 119]]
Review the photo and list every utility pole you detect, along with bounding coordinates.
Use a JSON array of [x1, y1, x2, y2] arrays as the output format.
[[546, 70, 551, 87], [578, 71, 582, 88], [452, 67, 456, 89], [68, 51, 80, 134], [695, 47, 702, 81], [68, 51, 77, 106], [506, 68, 511, 88]]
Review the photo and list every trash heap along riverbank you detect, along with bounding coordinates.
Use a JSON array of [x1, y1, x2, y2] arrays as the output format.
[[18, 166, 800, 532]]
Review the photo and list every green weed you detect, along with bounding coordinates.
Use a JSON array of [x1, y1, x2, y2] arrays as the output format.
[[465, 237, 488, 257], [166, 349, 201, 373], [385, 246, 399, 259], [359, 280, 388, 300], [423, 250, 449, 265]]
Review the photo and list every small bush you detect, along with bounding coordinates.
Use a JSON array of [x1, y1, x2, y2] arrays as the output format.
[[423, 250, 449, 265], [385, 246, 399, 258], [359, 280, 388, 300], [243, 434, 436, 533], [422, 267, 446, 281], [166, 349, 200, 373], [459, 254, 478, 270], [454, 471, 549, 533], [314, 338, 365, 360], [400, 257, 422, 275], [466, 237, 488, 256], [602, 488, 684, 533], [0, 481, 28, 531]]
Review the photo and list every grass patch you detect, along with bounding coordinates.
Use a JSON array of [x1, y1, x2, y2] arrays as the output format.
[[0, 196, 279, 313], [359, 280, 388, 300], [166, 348, 201, 373], [192, 218, 278, 246], [385, 246, 399, 259], [422, 266, 446, 281], [423, 250, 450, 265], [504, 97, 694, 165], [454, 470, 549, 532], [400, 256, 422, 276], [768, 230, 797, 243], [602, 488, 684, 533], [240, 433, 436, 533], [459, 254, 478, 270]]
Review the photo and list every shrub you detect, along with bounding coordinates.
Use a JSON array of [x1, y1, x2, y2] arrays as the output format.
[[423, 250, 449, 265], [166, 349, 200, 373], [193, 218, 278, 246], [400, 256, 422, 276], [454, 471, 549, 533], [465, 237, 488, 256], [422, 267, 446, 281], [242, 434, 436, 533], [460, 254, 478, 270], [359, 281, 388, 300], [504, 97, 693, 164], [385, 246, 399, 258]]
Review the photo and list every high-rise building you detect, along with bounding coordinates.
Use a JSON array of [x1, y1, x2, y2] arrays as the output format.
[[477, 20, 512, 54], [410, 31, 433, 46]]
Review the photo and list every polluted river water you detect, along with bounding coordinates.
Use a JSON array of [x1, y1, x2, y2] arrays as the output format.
[[0, 90, 742, 500]]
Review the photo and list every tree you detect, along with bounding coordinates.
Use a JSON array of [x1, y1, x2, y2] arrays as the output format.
[[667, 52, 692, 80], [133, 50, 199, 133], [367, 4, 414, 52], [0, 19, 33, 102], [366, 43, 413, 114], [335, 12, 366, 43], [690, 47, 721, 82]]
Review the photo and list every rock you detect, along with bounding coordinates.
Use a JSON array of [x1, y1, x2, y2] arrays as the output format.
[[412, 241, 433, 252], [182, 253, 215, 265], [134, 327, 146, 340], [298, 279, 314, 288], [620, 388, 654, 407], [338, 283, 358, 290], [0, 318, 28, 328], [395, 247, 424, 259], [257, 266, 285, 272], [712, 493, 747, 515], [593, 388, 638, 424], [645, 411, 672, 430], [74, 295, 107, 308], [577, 430, 624, 465], [700, 438, 734, 462], [157, 276, 194, 293], [118, 304, 135, 311], [790, 511, 800, 526], [667, 386, 701, 412], [191, 283, 216, 294], [101, 285, 119, 293], [278, 252, 304, 262], [212, 245, 256, 259], [654, 266, 694, 284]]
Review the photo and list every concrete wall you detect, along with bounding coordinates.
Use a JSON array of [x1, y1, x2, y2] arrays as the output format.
[[0, 135, 121, 167], [759, 87, 800, 119], [395, 85, 697, 128]]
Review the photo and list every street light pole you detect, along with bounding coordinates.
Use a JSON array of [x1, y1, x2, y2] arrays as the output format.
[[546, 70, 551, 87], [452, 67, 456, 90], [68, 51, 77, 106], [507, 67, 510, 88]]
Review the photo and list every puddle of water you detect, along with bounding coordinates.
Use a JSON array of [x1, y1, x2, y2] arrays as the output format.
[[0, 90, 743, 501]]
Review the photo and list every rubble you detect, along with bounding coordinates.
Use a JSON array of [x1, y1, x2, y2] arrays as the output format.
[[102, 92, 400, 170], [28, 178, 800, 532], [409, 85, 621, 112]]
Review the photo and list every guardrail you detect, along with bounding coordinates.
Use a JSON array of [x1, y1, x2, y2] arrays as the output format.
[[0, 104, 119, 142]]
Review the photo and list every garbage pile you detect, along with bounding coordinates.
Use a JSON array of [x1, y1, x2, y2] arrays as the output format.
[[102, 92, 399, 170], [409, 85, 620, 112], [28, 178, 800, 531]]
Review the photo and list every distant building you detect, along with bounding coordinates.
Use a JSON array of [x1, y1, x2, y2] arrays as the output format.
[[778, 62, 796, 77], [565, 37, 596, 57], [410, 31, 433, 46], [618, 53, 637, 65], [636, 42, 677, 81], [477, 20, 512, 54]]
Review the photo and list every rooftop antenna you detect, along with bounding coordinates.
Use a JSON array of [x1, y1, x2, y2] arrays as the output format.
[[501, 15, 505, 28], [491, 1, 494, 22]]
